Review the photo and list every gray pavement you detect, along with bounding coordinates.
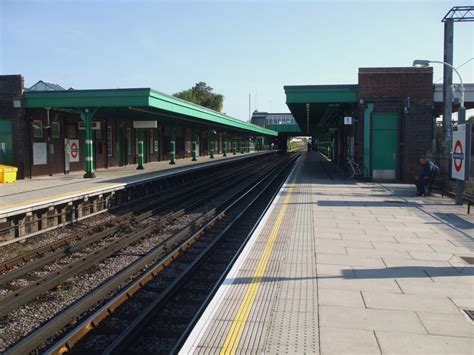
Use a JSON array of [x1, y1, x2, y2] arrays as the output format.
[[182, 151, 474, 354]]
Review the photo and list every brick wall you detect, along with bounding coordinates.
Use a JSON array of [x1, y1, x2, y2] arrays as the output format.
[[0, 75, 29, 178], [357, 67, 434, 182], [359, 67, 433, 100]]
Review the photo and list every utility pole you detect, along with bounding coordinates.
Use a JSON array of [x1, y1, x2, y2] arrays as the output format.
[[442, 18, 454, 160]]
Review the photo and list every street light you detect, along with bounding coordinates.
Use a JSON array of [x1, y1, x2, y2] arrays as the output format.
[[413, 59, 465, 107], [412, 59, 466, 205]]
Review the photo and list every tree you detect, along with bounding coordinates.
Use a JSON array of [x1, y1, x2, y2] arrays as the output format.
[[173, 82, 224, 112]]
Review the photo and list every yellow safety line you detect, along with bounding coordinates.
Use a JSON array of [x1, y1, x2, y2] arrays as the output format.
[[220, 183, 294, 355]]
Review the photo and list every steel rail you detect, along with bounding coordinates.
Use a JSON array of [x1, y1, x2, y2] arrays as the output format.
[[103, 154, 299, 355], [0, 154, 273, 272], [3, 155, 291, 355], [170, 154, 299, 353], [47, 153, 299, 355], [0, 157, 277, 315], [0, 156, 269, 285]]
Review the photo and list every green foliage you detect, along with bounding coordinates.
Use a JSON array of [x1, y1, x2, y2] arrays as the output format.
[[173, 82, 224, 112], [468, 115, 474, 123], [18, 247, 33, 254]]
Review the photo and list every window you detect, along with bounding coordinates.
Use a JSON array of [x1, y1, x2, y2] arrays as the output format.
[[51, 122, 60, 139], [95, 127, 101, 139], [107, 126, 113, 157], [67, 125, 77, 139], [33, 120, 43, 138]]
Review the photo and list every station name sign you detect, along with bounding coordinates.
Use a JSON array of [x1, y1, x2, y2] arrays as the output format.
[[133, 121, 158, 129], [451, 123, 471, 181]]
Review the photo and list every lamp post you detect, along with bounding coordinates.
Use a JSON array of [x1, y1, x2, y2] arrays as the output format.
[[413, 59, 466, 205]]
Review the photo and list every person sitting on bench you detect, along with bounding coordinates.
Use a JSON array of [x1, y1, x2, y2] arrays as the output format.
[[415, 155, 436, 196]]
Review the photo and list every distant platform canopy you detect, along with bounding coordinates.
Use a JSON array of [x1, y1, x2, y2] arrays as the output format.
[[284, 85, 358, 134], [24, 88, 277, 137]]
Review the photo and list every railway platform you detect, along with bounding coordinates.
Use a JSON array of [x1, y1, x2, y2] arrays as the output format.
[[181, 151, 474, 354], [0, 151, 268, 242]]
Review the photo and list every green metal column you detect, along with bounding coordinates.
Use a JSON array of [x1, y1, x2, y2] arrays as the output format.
[[240, 140, 244, 154], [136, 128, 144, 170], [156, 134, 160, 161], [363, 103, 374, 178], [170, 126, 176, 165], [223, 132, 227, 157], [209, 131, 215, 159], [192, 129, 197, 161], [81, 109, 96, 178], [232, 136, 237, 155]]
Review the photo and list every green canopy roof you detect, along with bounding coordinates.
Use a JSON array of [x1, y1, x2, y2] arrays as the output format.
[[24, 88, 277, 136], [284, 85, 358, 134]]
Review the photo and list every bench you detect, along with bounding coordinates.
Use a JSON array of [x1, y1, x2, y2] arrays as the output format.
[[428, 174, 474, 214], [464, 193, 474, 214], [426, 172, 447, 197]]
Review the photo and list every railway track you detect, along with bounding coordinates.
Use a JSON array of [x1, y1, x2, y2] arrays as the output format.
[[2, 152, 297, 353], [1, 154, 274, 271], [43, 152, 299, 355]]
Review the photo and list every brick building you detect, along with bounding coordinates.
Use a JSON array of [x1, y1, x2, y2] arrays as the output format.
[[284, 66, 445, 182]]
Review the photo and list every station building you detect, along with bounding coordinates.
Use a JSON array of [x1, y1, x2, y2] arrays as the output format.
[[0, 75, 276, 179], [284, 67, 474, 182], [250, 111, 302, 151]]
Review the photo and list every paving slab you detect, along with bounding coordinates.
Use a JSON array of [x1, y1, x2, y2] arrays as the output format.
[[362, 291, 461, 314], [375, 331, 474, 355], [319, 305, 426, 333], [320, 327, 381, 355], [181, 152, 474, 355], [417, 312, 474, 337]]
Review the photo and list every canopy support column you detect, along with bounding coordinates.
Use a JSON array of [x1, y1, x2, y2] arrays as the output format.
[[169, 126, 176, 165], [223, 131, 227, 157], [209, 131, 215, 159], [232, 136, 237, 155], [80, 109, 97, 179], [136, 128, 144, 170], [192, 129, 198, 161]]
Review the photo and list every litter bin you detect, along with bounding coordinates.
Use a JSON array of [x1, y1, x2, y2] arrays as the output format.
[[0, 165, 18, 183]]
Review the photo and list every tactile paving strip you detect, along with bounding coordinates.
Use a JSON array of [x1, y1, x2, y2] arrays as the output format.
[[183, 154, 321, 354]]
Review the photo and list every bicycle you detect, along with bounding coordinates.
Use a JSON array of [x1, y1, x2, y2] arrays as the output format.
[[346, 157, 369, 180]]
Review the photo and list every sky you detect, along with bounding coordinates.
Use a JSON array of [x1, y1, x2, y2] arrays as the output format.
[[1, 0, 473, 121]]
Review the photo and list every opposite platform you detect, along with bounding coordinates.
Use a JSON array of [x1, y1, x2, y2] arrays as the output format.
[[181, 152, 474, 354], [0, 152, 266, 218]]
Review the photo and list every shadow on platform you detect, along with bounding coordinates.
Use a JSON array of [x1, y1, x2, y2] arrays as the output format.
[[223, 266, 474, 285]]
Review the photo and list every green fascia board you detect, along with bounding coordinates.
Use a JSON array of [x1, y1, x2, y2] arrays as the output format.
[[265, 124, 302, 133], [284, 85, 358, 104], [24, 88, 277, 137], [24, 89, 150, 108]]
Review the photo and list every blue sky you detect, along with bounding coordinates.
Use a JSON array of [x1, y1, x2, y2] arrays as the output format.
[[1, 0, 473, 120]]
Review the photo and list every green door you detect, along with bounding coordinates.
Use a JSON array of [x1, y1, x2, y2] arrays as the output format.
[[0, 120, 13, 165], [371, 112, 398, 180]]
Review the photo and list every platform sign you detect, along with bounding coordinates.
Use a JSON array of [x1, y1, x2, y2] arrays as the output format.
[[133, 121, 157, 129], [33, 142, 47, 165], [344, 116, 353, 125], [451, 123, 471, 181], [69, 139, 80, 162]]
